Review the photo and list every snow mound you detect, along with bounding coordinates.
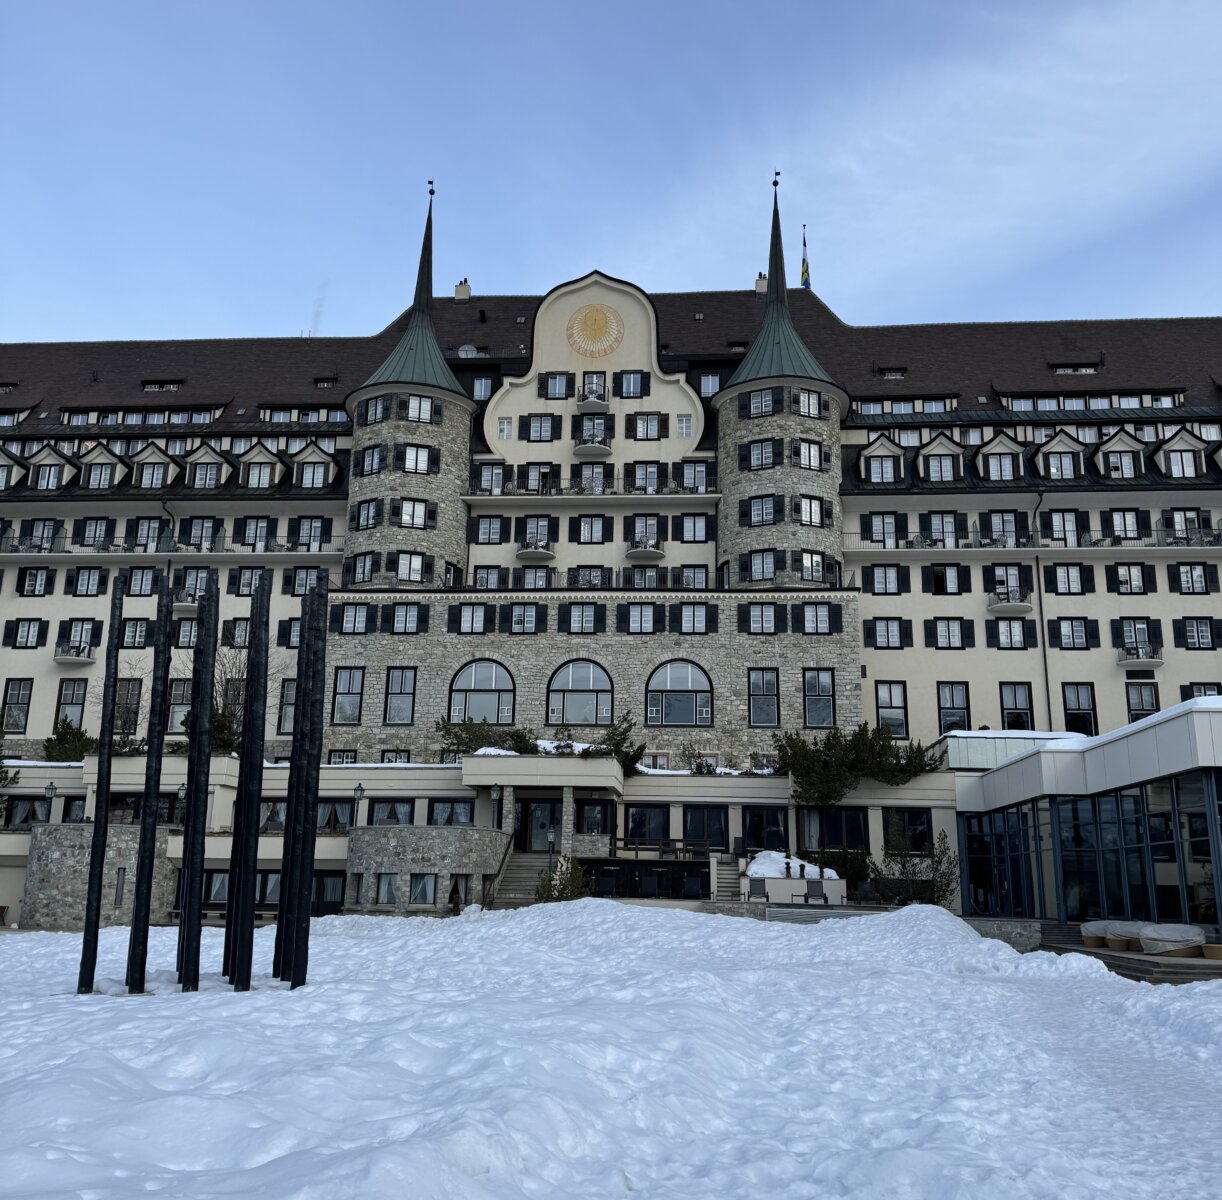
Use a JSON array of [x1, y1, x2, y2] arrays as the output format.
[[745, 850, 838, 879], [0, 902, 1219, 1198]]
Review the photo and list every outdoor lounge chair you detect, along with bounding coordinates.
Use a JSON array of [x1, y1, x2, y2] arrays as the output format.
[[803, 879, 828, 905], [745, 878, 769, 903]]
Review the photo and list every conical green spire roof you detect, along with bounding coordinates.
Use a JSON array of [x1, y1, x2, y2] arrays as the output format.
[[726, 189, 834, 389], [363, 197, 465, 396]]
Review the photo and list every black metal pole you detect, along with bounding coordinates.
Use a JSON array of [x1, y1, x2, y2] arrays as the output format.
[[125, 578, 173, 994], [273, 619, 307, 978], [179, 569, 219, 991], [291, 581, 327, 989], [77, 570, 127, 995], [230, 569, 271, 992]]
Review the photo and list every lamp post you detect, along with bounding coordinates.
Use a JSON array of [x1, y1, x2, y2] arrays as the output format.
[[176, 782, 187, 825], [353, 782, 365, 824], [547, 822, 556, 881], [490, 784, 502, 832], [43, 781, 56, 823]]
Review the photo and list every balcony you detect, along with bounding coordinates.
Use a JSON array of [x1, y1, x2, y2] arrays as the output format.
[[53, 642, 96, 665], [576, 385, 609, 414], [172, 587, 202, 614], [516, 538, 555, 563], [573, 434, 613, 459], [986, 588, 1033, 615], [625, 537, 666, 561], [1117, 643, 1164, 668]]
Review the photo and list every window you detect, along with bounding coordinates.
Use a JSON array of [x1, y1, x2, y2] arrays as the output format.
[[140, 463, 166, 488], [868, 456, 896, 483], [397, 553, 426, 584], [107, 678, 141, 736], [165, 679, 191, 733], [748, 669, 779, 727], [680, 515, 707, 543], [1, 679, 32, 734], [299, 462, 327, 488], [389, 604, 420, 635], [996, 619, 1027, 649], [278, 680, 296, 735], [401, 394, 434, 423], [459, 605, 487, 634], [376, 873, 398, 905], [476, 516, 504, 544], [528, 415, 555, 442], [449, 660, 514, 724], [1179, 564, 1209, 594], [883, 808, 931, 853], [578, 516, 604, 544], [680, 604, 707, 633], [1057, 619, 1089, 649], [117, 616, 145, 646], [341, 605, 369, 634], [245, 462, 271, 488], [1116, 563, 1146, 594], [54, 679, 87, 728], [640, 753, 670, 770], [192, 463, 219, 488], [401, 444, 429, 474], [700, 373, 720, 398], [567, 603, 596, 633], [548, 660, 612, 725], [620, 372, 643, 399], [797, 669, 834, 727], [646, 661, 712, 727], [926, 454, 955, 482], [929, 564, 961, 596], [328, 750, 356, 765], [86, 463, 113, 489], [800, 604, 832, 634], [627, 604, 654, 633], [35, 464, 62, 490], [934, 619, 964, 649], [21, 569, 51, 597], [408, 873, 437, 905], [749, 551, 774, 581], [676, 415, 692, 438], [680, 565, 707, 589], [869, 514, 897, 547], [1062, 683, 1097, 736], [748, 440, 774, 470], [1106, 451, 1137, 479], [876, 682, 908, 738], [429, 800, 474, 827], [937, 682, 970, 733], [999, 682, 1033, 730], [748, 604, 775, 634], [1126, 683, 1158, 723], [1167, 450, 1197, 478], [384, 668, 416, 724], [873, 618, 903, 648], [986, 453, 1015, 481], [1044, 452, 1075, 480], [510, 604, 537, 634], [798, 440, 824, 470], [473, 377, 493, 403], [632, 462, 659, 493], [1183, 618, 1213, 650], [176, 619, 198, 648], [1054, 565, 1082, 594], [331, 667, 365, 725], [872, 565, 899, 595], [797, 496, 827, 527], [630, 413, 659, 441]]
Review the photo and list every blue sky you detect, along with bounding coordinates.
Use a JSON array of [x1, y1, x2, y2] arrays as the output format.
[[3, 0, 1221, 343]]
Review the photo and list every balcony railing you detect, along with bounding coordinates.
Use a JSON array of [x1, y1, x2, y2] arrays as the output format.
[[53, 642, 96, 663], [986, 588, 1033, 614], [465, 475, 717, 499], [842, 519, 1222, 554], [1117, 643, 1164, 666], [515, 537, 555, 562], [0, 534, 337, 555], [625, 537, 666, 560], [452, 567, 857, 592]]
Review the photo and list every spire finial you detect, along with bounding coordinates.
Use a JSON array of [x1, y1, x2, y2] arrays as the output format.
[[428, 178, 435, 197], [773, 169, 780, 190]]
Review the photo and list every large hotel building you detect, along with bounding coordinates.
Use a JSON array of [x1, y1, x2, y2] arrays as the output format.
[[1, 194, 1220, 934]]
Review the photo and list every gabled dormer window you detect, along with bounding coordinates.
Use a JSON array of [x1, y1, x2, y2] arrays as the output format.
[[139, 463, 165, 488], [1106, 451, 1138, 478], [193, 463, 219, 488], [868, 456, 896, 483], [1167, 450, 1199, 478], [299, 462, 327, 488], [35, 464, 62, 490], [245, 463, 272, 488], [986, 453, 1017, 481], [86, 464, 114, 489], [1044, 452, 1076, 480], [926, 454, 956, 481]]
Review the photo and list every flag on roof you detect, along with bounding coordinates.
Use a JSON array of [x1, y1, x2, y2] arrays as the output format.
[[801, 225, 811, 290]]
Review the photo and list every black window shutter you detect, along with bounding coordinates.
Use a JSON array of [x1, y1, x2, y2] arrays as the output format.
[[1023, 619, 1037, 648], [616, 605, 628, 633], [447, 606, 460, 633], [1100, 511, 1114, 540], [775, 550, 786, 570], [0, 621, 13, 647], [548, 516, 560, 543], [534, 604, 548, 632], [385, 552, 399, 575], [738, 499, 749, 526], [221, 620, 236, 648], [1168, 565, 1181, 593], [537, 376, 548, 399], [737, 444, 747, 470], [65, 568, 77, 593], [775, 603, 788, 633], [921, 565, 933, 592], [738, 553, 749, 579], [1110, 619, 1123, 648], [484, 603, 496, 631], [901, 620, 914, 647], [773, 494, 785, 523], [1105, 564, 1119, 592], [393, 444, 406, 470], [707, 605, 719, 633], [962, 621, 975, 649], [432, 399, 444, 424], [640, 373, 650, 397], [37, 620, 49, 647], [737, 605, 749, 633], [655, 603, 667, 631], [862, 566, 874, 594], [898, 565, 910, 593], [860, 514, 871, 540], [428, 447, 441, 474], [659, 415, 669, 437], [417, 605, 430, 633], [823, 499, 834, 526], [1087, 621, 1101, 649], [959, 566, 972, 593], [1143, 564, 1158, 593], [172, 568, 185, 589], [923, 619, 936, 648], [1180, 685, 1194, 702], [829, 605, 842, 633], [593, 605, 606, 633], [570, 516, 580, 542], [422, 556, 434, 583], [895, 515, 909, 541], [738, 395, 749, 419], [56, 619, 69, 645], [557, 603, 570, 633], [611, 373, 622, 398], [1019, 565, 1034, 594], [552, 415, 563, 440], [1082, 565, 1095, 593], [1047, 621, 1060, 649], [1149, 619, 1163, 647], [772, 438, 784, 464], [979, 513, 993, 540], [1208, 565, 1221, 592], [863, 621, 875, 648], [97, 569, 109, 595], [425, 502, 438, 529], [955, 513, 969, 541], [986, 621, 998, 648], [1043, 565, 1056, 592], [71, 518, 84, 544]]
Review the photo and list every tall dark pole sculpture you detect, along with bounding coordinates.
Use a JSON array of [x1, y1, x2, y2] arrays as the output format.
[[227, 568, 272, 991], [125, 576, 173, 994], [77, 569, 128, 995], [178, 568, 219, 991]]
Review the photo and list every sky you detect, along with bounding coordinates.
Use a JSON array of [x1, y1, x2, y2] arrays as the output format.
[[2, 0, 1221, 345]]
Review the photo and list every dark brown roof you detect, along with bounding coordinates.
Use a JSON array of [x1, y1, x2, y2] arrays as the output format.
[[2, 289, 1220, 434]]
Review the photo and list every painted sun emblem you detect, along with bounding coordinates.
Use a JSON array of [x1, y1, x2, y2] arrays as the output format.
[[566, 303, 624, 358]]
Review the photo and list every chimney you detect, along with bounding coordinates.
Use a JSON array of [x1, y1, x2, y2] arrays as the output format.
[[755, 272, 768, 294], [454, 278, 471, 303]]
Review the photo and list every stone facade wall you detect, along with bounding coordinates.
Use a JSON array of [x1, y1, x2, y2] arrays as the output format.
[[344, 385, 475, 591], [20, 824, 177, 931], [715, 381, 848, 589], [345, 824, 510, 913], [321, 589, 862, 763]]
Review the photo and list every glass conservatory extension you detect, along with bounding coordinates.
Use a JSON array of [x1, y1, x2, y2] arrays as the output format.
[[961, 769, 1221, 927]]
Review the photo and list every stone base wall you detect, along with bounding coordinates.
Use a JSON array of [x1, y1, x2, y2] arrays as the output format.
[[345, 825, 510, 914], [964, 917, 1042, 952], [21, 824, 177, 931]]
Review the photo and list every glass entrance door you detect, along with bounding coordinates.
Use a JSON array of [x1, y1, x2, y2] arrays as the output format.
[[515, 801, 562, 852]]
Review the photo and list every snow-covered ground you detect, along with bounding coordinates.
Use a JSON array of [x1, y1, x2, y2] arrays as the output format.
[[1, 904, 1220, 1199]]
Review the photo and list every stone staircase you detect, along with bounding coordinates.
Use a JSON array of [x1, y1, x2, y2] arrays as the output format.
[[491, 852, 550, 909], [716, 855, 744, 903]]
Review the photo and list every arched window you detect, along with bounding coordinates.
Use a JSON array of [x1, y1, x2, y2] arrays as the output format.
[[646, 661, 712, 727], [449, 660, 515, 724], [548, 660, 613, 725]]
